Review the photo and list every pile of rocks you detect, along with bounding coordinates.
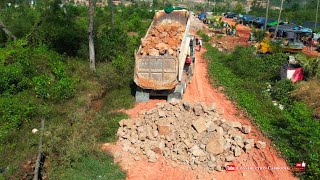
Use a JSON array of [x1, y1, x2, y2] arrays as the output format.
[[117, 100, 266, 171], [140, 22, 185, 56]]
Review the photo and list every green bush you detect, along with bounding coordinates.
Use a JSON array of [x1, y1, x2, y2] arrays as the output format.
[[251, 28, 265, 42], [271, 79, 295, 106], [52, 77, 75, 101], [33, 75, 53, 100], [0, 95, 36, 142], [196, 30, 210, 42]]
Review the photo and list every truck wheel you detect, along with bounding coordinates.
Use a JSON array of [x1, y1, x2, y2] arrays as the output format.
[[135, 87, 150, 102], [167, 85, 184, 101]]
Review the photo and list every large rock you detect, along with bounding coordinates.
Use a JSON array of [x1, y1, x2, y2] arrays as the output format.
[[207, 123, 219, 132], [158, 110, 166, 118], [208, 103, 217, 111], [244, 144, 251, 152], [233, 135, 244, 148], [190, 145, 206, 157], [200, 102, 208, 113], [158, 124, 170, 135], [146, 150, 157, 162], [192, 117, 208, 133], [232, 121, 242, 129], [206, 133, 224, 155], [221, 122, 232, 132], [193, 104, 203, 116], [255, 141, 266, 149], [242, 125, 252, 134], [183, 101, 191, 111], [234, 146, 242, 157], [183, 139, 194, 148], [152, 141, 165, 154], [119, 119, 135, 129], [244, 139, 254, 148], [225, 155, 234, 162]]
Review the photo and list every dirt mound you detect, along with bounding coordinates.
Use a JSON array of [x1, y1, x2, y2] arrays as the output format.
[[117, 100, 267, 172], [140, 23, 185, 56]]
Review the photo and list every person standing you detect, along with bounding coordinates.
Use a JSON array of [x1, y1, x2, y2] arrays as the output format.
[[199, 38, 202, 51], [310, 37, 314, 53]]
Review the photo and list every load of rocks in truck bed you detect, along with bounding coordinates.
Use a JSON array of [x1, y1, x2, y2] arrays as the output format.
[[117, 100, 266, 171], [140, 22, 185, 56]]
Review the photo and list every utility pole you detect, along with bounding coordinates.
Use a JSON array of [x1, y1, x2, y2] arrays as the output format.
[[264, 0, 269, 30], [275, 0, 284, 38], [214, 0, 216, 15], [315, 0, 320, 30]]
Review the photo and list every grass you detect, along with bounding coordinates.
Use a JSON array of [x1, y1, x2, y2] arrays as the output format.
[[204, 44, 320, 179], [49, 152, 126, 180]]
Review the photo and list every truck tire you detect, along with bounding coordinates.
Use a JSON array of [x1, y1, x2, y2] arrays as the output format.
[[182, 82, 187, 92], [167, 85, 184, 101], [135, 87, 150, 102]]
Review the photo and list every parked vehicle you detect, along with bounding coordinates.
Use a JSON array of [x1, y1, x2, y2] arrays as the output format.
[[224, 12, 237, 18], [252, 17, 276, 29], [241, 15, 256, 25]]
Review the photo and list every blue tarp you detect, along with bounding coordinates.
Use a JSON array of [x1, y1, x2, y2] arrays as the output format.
[[199, 13, 206, 20]]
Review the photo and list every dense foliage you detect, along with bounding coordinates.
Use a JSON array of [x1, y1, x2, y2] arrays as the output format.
[[205, 45, 320, 179], [0, 1, 154, 179], [0, 43, 75, 141]]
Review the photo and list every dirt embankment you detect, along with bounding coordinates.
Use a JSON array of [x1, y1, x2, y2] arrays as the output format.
[[102, 16, 297, 180]]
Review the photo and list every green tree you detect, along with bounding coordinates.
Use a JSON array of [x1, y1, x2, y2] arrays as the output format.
[[234, 2, 244, 14]]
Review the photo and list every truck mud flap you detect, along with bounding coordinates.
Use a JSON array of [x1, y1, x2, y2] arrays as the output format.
[[135, 87, 150, 102]]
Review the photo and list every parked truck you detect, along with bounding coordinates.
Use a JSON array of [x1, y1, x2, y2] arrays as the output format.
[[134, 10, 195, 102]]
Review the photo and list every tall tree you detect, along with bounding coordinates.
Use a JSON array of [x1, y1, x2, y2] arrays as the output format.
[[275, 0, 284, 38], [108, 0, 114, 34], [264, 0, 270, 30], [315, 0, 320, 30], [213, 0, 216, 15], [88, 0, 96, 71], [0, 20, 17, 40], [61, 0, 67, 15]]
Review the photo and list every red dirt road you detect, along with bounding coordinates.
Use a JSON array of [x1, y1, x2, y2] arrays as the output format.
[[103, 16, 298, 180]]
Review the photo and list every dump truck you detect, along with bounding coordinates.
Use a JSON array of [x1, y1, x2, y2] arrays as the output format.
[[134, 9, 195, 102]]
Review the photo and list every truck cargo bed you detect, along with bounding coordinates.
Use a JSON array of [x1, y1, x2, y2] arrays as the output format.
[[134, 10, 190, 90]]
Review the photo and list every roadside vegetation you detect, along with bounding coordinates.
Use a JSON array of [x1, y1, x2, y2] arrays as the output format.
[[204, 44, 320, 179], [0, 1, 154, 179]]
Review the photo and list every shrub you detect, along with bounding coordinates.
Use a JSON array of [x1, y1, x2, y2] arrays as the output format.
[[196, 30, 210, 42], [251, 28, 265, 42], [0, 95, 36, 142], [33, 75, 53, 100], [271, 79, 295, 106], [52, 77, 75, 101]]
